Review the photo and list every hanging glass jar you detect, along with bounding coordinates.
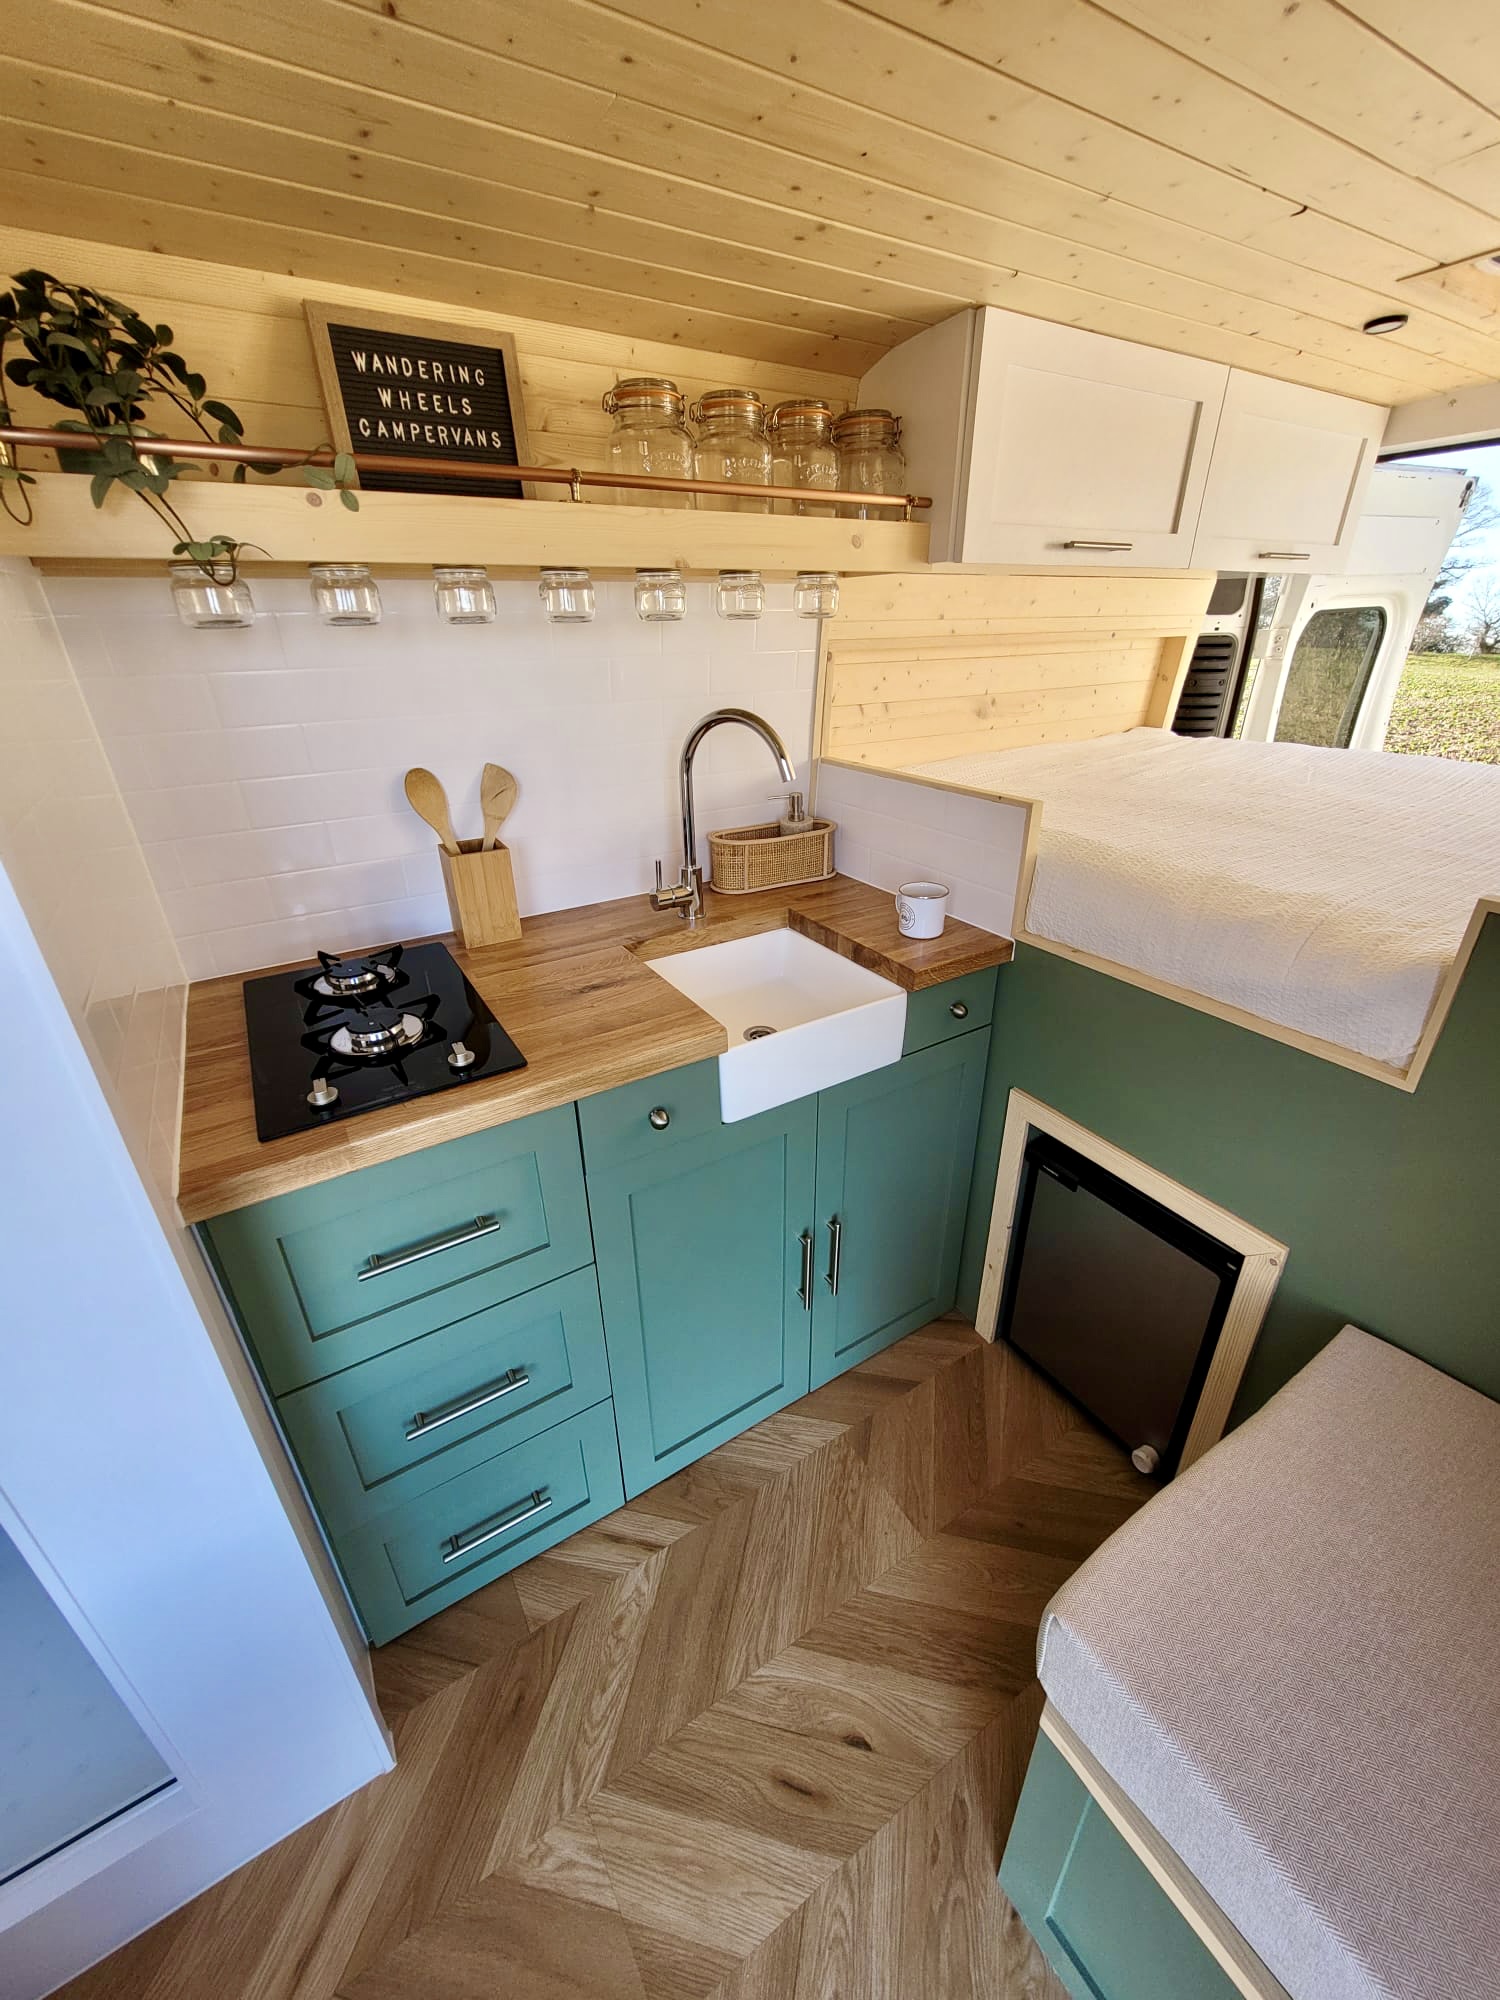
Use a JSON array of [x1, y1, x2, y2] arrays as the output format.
[[168, 560, 254, 629], [602, 377, 695, 508], [832, 408, 907, 520], [715, 570, 765, 620], [538, 567, 596, 622], [309, 563, 381, 626], [432, 566, 497, 624], [793, 571, 840, 619], [634, 568, 687, 621], [690, 388, 772, 513], [769, 401, 839, 516]]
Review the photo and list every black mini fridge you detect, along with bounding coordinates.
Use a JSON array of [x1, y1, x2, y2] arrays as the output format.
[[997, 1133, 1242, 1478]]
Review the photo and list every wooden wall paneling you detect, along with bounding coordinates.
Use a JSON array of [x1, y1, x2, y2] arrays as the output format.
[[845, 0, 1500, 255], [1337, 0, 1500, 121], [1094, 0, 1500, 203], [816, 571, 1214, 770], [0, 227, 860, 485], [0, 0, 1494, 404]]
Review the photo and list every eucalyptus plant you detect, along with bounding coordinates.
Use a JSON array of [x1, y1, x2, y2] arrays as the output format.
[[0, 269, 356, 574]]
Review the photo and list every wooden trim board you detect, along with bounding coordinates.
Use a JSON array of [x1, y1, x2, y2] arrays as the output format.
[[1038, 1704, 1292, 2000], [976, 1089, 1287, 1473]]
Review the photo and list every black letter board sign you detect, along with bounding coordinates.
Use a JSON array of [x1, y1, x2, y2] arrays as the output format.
[[305, 303, 533, 498]]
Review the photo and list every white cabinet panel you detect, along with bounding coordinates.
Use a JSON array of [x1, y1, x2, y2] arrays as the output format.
[[961, 315, 1226, 567], [1191, 371, 1386, 575], [859, 308, 1225, 568]]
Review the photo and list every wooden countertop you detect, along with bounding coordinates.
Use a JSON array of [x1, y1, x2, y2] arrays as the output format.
[[177, 876, 1012, 1222]]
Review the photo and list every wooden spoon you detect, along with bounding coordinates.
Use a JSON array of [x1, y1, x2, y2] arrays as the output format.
[[404, 766, 460, 855], [480, 764, 519, 851]]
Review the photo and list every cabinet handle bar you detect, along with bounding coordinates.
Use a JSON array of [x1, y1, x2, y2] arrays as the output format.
[[1061, 540, 1133, 551], [442, 1489, 551, 1563], [826, 1215, 843, 1296], [358, 1214, 500, 1281], [406, 1367, 531, 1440], [1257, 550, 1310, 561], [798, 1229, 814, 1310]]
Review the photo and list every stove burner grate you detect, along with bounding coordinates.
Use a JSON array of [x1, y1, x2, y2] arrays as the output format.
[[305, 943, 405, 1001]]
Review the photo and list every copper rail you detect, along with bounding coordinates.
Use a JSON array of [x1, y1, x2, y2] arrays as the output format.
[[0, 425, 931, 515]]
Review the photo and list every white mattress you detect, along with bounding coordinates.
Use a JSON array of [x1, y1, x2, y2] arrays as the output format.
[[1038, 1328, 1500, 2000], [910, 731, 1500, 1067]]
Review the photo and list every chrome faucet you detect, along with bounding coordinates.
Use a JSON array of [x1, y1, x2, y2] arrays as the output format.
[[652, 708, 797, 923]]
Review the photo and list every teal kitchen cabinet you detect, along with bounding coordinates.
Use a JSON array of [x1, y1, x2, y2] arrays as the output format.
[[1000, 1729, 1242, 2000], [810, 1031, 987, 1387], [586, 1094, 819, 1496], [201, 1107, 593, 1393], [584, 986, 992, 1497]]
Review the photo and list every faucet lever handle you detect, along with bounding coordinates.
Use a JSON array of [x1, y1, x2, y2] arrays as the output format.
[[654, 857, 666, 893]]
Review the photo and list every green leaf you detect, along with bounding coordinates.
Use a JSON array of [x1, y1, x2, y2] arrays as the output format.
[[301, 466, 336, 489], [89, 468, 116, 508], [154, 323, 174, 345], [217, 421, 240, 445], [332, 451, 357, 486], [340, 487, 360, 511], [185, 371, 206, 399], [232, 462, 247, 484]]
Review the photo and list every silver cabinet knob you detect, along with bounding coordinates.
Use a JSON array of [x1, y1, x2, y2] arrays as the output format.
[[949, 1000, 969, 1019], [1131, 1444, 1161, 1476], [648, 1106, 671, 1130]]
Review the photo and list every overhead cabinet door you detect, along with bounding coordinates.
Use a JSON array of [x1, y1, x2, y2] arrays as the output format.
[[959, 315, 1226, 568], [1190, 370, 1386, 575]]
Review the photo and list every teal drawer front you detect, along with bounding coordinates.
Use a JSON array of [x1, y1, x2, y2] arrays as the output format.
[[203, 1108, 593, 1391], [277, 1267, 612, 1535], [1000, 1731, 1242, 2000], [576, 1058, 723, 1174], [334, 1400, 625, 1644], [902, 966, 999, 1055]]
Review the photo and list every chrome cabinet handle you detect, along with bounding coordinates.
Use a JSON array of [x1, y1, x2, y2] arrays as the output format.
[[358, 1214, 500, 1281], [1257, 550, 1310, 561], [826, 1215, 842, 1296], [441, 1488, 551, 1564], [798, 1229, 814, 1310], [405, 1367, 531, 1440], [1062, 539, 1133, 551], [648, 1106, 671, 1130], [949, 1000, 969, 1019]]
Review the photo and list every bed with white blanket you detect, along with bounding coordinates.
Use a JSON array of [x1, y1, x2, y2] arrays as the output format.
[[909, 730, 1500, 1075]]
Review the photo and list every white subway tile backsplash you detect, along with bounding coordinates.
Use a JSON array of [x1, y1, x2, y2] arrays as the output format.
[[49, 576, 820, 974]]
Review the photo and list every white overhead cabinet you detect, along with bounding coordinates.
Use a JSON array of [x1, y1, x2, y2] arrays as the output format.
[[1189, 370, 1387, 575], [860, 308, 1227, 568], [859, 308, 1389, 575]]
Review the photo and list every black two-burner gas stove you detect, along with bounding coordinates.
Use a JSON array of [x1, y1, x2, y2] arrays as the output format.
[[243, 941, 527, 1141]]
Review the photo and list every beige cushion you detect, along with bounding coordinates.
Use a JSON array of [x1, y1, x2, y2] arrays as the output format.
[[1039, 1326, 1500, 2000]]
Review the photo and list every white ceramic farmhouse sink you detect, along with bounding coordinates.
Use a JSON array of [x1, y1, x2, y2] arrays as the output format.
[[644, 927, 907, 1123]]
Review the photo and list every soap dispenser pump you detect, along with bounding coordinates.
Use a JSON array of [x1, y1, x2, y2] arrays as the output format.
[[774, 791, 814, 836]]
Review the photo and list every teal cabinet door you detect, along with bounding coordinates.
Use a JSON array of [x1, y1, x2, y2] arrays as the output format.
[[810, 1032, 987, 1386], [1000, 1729, 1243, 2000], [589, 1094, 818, 1497]]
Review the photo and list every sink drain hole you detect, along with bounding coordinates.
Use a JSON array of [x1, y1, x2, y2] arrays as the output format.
[[742, 1024, 778, 1041]]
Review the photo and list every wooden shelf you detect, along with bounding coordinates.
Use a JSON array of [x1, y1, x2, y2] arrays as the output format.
[[1, 474, 929, 575]]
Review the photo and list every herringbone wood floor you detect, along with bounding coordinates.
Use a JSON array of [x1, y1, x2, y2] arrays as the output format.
[[58, 1322, 1152, 2000]]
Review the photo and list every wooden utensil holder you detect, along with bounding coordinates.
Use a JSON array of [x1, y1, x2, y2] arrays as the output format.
[[438, 839, 521, 947]]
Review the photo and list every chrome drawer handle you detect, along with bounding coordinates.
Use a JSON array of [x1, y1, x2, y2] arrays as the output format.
[[441, 1488, 551, 1564], [357, 1214, 500, 1281], [405, 1367, 531, 1440], [1062, 539, 1133, 551], [648, 1106, 671, 1130], [826, 1215, 842, 1296], [949, 1000, 969, 1019], [1257, 550, 1310, 561], [798, 1229, 814, 1310]]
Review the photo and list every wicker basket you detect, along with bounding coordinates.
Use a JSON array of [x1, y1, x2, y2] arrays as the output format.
[[707, 818, 836, 894]]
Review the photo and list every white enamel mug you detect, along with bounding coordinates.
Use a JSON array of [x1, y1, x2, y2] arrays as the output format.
[[895, 880, 949, 938]]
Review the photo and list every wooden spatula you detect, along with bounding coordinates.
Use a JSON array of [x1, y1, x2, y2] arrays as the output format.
[[404, 766, 460, 855], [480, 764, 518, 851]]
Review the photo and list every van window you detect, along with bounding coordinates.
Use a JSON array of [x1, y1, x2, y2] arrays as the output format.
[[1274, 606, 1387, 748]]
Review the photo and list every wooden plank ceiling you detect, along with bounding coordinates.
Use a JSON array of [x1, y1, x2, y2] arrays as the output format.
[[3, 0, 1500, 406]]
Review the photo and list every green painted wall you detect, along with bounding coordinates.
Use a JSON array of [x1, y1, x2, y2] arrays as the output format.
[[957, 920, 1500, 1417]]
